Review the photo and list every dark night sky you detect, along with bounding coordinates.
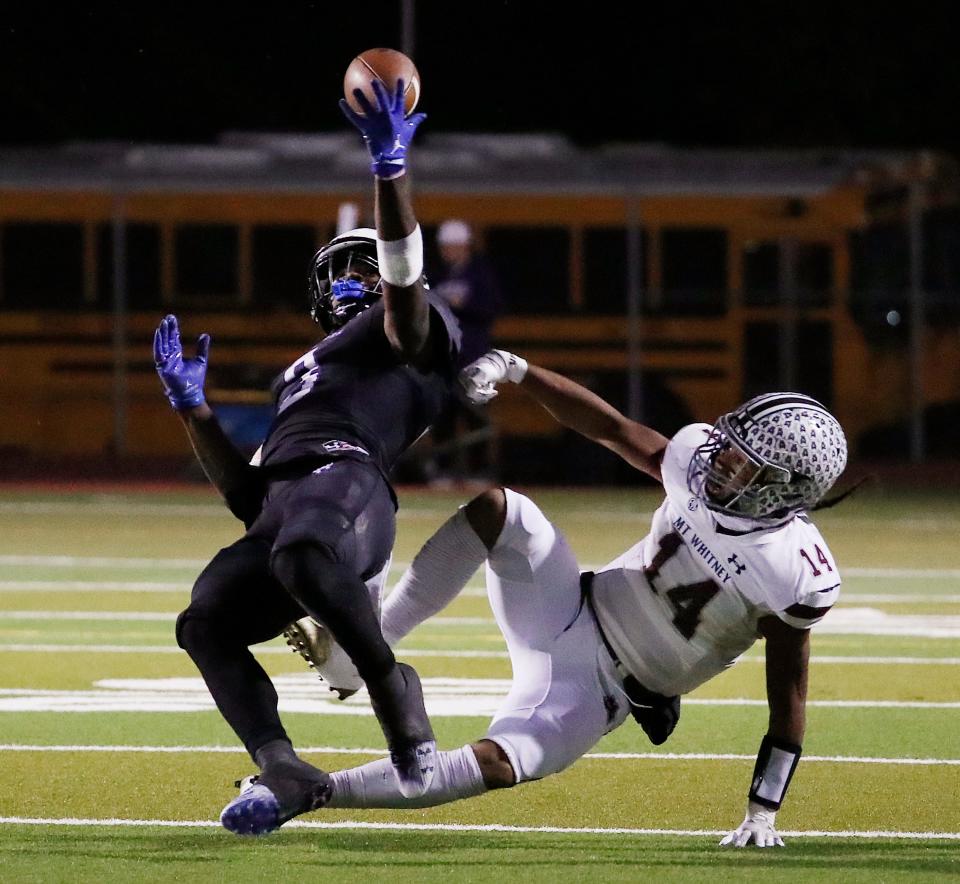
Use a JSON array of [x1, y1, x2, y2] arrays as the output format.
[[2, 4, 959, 155]]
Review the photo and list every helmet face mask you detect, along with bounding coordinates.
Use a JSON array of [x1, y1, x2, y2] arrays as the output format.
[[307, 228, 383, 332], [687, 393, 847, 521]]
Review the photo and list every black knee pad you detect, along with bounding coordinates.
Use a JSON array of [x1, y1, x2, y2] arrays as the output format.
[[175, 607, 204, 651], [175, 604, 235, 651]]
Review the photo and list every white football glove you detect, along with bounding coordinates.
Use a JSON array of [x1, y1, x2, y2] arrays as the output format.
[[719, 801, 785, 848], [458, 349, 528, 404]]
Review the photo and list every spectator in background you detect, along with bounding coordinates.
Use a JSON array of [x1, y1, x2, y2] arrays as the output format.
[[434, 221, 503, 365], [425, 220, 504, 483]]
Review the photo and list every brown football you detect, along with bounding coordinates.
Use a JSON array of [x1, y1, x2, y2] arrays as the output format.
[[343, 48, 420, 116]]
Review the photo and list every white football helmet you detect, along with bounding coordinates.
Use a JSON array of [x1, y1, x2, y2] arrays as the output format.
[[687, 392, 847, 520]]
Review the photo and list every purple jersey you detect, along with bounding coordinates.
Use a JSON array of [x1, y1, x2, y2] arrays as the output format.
[[259, 294, 461, 475]]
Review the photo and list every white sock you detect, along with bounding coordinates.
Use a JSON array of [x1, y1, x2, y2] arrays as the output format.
[[381, 508, 488, 646], [328, 744, 487, 808]]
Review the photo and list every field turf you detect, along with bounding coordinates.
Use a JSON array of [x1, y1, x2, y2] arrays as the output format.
[[0, 484, 957, 882]]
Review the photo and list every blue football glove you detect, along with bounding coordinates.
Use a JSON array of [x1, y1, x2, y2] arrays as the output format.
[[153, 314, 210, 410], [339, 78, 427, 179]]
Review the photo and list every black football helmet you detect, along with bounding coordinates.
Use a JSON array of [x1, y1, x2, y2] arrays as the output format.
[[307, 228, 383, 332]]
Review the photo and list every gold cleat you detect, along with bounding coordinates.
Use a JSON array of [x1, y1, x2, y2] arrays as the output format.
[[283, 617, 361, 701]]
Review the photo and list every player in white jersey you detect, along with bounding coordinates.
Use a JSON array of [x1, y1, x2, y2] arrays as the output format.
[[593, 419, 840, 701], [269, 352, 848, 847]]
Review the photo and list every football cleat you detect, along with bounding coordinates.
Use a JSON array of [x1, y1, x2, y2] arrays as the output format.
[[220, 776, 281, 836], [283, 617, 363, 701], [220, 763, 332, 837]]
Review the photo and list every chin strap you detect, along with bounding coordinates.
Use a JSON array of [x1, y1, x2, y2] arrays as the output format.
[[812, 474, 874, 511]]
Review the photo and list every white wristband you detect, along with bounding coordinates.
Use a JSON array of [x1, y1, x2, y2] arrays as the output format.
[[492, 349, 528, 383], [377, 224, 424, 287]]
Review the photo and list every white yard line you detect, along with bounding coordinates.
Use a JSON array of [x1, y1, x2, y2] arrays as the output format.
[[0, 611, 178, 621], [761, 656, 960, 665], [585, 752, 960, 765], [0, 582, 189, 592], [686, 698, 960, 709], [5, 496, 960, 530], [0, 555, 208, 569], [843, 567, 960, 579], [1, 682, 958, 713], [840, 594, 960, 602], [0, 744, 957, 766], [0, 643, 512, 657], [5, 494, 960, 529], [9, 606, 960, 638], [3, 553, 960, 581], [0, 644, 257, 654], [4, 582, 960, 605], [0, 816, 956, 840], [0, 502, 228, 517], [2, 642, 960, 665], [0, 611, 493, 626]]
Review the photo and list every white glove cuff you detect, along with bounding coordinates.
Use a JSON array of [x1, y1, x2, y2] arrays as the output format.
[[746, 800, 777, 826], [377, 224, 424, 287], [494, 349, 528, 383]]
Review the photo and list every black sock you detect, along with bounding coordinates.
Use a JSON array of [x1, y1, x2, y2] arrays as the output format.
[[254, 738, 299, 770], [177, 613, 290, 760]]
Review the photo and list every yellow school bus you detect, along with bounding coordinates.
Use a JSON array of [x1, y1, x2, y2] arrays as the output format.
[[0, 135, 954, 465]]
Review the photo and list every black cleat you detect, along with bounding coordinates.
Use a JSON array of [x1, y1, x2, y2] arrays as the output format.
[[219, 760, 332, 836]]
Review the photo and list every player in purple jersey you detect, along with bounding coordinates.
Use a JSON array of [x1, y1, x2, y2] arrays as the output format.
[[153, 78, 460, 836]]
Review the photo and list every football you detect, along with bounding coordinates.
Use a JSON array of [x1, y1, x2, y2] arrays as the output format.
[[343, 48, 420, 116]]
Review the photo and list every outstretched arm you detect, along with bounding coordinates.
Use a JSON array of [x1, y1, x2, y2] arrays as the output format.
[[341, 79, 433, 363], [720, 617, 809, 848], [521, 363, 668, 481], [760, 615, 809, 746], [376, 173, 431, 361], [154, 315, 265, 525], [461, 350, 668, 482], [176, 404, 265, 526]]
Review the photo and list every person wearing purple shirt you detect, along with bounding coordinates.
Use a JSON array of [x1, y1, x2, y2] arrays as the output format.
[[434, 220, 503, 366], [427, 220, 504, 481]]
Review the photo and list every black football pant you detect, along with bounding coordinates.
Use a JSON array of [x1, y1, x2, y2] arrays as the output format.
[[175, 458, 396, 759]]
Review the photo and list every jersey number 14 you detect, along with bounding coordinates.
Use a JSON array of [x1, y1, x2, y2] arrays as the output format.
[[644, 532, 720, 640]]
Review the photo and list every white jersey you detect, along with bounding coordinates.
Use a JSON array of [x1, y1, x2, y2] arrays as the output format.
[[591, 423, 841, 697]]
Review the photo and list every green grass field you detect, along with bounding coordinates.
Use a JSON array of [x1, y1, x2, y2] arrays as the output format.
[[0, 483, 958, 882]]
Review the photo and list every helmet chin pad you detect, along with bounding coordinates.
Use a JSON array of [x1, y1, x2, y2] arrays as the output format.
[[331, 278, 369, 303], [326, 277, 380, 329]]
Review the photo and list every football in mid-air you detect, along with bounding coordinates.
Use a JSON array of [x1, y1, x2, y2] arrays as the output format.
[[343, 48, 420, 115]]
